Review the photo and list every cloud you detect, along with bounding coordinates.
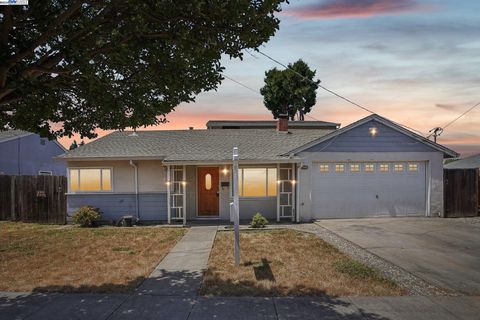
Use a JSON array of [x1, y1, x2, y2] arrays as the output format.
[[284, 0, 430, 20]]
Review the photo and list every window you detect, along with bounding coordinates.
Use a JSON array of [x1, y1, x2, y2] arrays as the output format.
[[205, 173, 212, 190], [69, 168, 112, 192], [408, 163, 418, 172], [350, 164, 360, 173], [394, 164, 404, 172], [364, 164, 375, 172], [238, 168, 277, 197], [335, 164, 345, 173], [379, 164, 389, 172], [319, 164, 329, 172], [38, 170, 52, 176]]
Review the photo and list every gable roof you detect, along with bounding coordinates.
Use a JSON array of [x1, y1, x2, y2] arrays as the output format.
[[59, 129, 334, 162], [287, 114, 459, 158], [444, 154, 480, 169], [0, 130, 32, 144], [206, 120, 340, 130]]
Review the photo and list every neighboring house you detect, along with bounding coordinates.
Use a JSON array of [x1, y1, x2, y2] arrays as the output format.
[[0, 130, 66, 176], [444, 153, 480, 169], [58, 114, 458, 223]]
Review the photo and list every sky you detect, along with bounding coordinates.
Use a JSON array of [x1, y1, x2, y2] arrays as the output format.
[[60, 0, 480, 156]]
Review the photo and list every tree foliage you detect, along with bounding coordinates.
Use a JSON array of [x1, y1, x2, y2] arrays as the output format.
[[0, 0, 286, 138], [260, 59, 319, 120]]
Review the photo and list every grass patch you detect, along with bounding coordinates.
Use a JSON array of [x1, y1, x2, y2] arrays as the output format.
[[0, 222, 186, 293], [201, 229, 405, 297]]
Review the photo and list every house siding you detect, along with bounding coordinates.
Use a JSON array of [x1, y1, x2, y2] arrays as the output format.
[[0, 134, 65, 175], [306, 120, 438, 153], [67, 193, 167, 222]]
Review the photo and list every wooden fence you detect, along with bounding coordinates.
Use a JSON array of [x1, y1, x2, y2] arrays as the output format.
[[444, 169, 479, 218], [0, 175, 67, 224]]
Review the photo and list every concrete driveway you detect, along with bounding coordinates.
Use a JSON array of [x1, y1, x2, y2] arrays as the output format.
[[317, 218, 480, 295]]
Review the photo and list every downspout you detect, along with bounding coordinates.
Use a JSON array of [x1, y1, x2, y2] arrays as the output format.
[[129, 160, 139, 221], [296, 163, 301, 223]]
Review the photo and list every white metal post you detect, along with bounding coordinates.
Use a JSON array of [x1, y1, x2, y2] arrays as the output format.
[[182, 165, 187, 225], [291, 163, 296, 222], [232, 147, 240, 266], [276, 163, 280, 222], [167, 165, 171, 224]]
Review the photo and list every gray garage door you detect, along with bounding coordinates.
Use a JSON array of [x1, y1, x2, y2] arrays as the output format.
[[312, 162, 426, 219]]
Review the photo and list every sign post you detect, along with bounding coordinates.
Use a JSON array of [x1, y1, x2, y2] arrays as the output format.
[[232, 147, 240, 266]]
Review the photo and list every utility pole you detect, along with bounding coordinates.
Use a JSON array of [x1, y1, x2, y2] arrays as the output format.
[[231, 147, 240, 266]]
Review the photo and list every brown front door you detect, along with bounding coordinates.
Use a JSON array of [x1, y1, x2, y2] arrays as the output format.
[[197, 167, 219, 216]]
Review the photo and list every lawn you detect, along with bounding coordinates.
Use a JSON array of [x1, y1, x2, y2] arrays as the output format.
[[201, 229, 405, 297], [0, 222, 186, 293]]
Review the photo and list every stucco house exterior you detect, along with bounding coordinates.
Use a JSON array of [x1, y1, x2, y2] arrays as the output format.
[[0, 130, 66, 176], [59, 114, 458, 223]]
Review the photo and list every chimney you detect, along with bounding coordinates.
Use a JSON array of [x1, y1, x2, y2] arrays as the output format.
[[276, 114, 289, 132], [189, 127, 194, 130]]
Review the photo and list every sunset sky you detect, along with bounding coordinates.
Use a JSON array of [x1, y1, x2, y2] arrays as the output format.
[[61, 0, 480, 156]]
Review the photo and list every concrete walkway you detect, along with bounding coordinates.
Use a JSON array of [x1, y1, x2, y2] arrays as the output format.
[[1, 292, 479, 319], [136, 226, 217, 296]]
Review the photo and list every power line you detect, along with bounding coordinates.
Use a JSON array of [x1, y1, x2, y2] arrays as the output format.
[[223, 74, 260, 96], [257, 49, 426, 136], [427, 101, 480, 141], [441, 101, 480, 130]]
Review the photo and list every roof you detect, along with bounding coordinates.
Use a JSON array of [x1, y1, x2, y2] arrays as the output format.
[[0, 130, 32, 143], [288, 114, 459, 158], [206, 120, 340, 130], [444, 154, 480, 169], [59, 129, 334, 162]]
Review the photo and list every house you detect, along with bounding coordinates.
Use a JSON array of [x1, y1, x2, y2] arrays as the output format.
[[0, 130, 66, 176], [58, 114, 458, 223], [444, 153, 480, 169]]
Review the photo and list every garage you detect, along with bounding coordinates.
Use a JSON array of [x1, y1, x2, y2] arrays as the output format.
[[311, 161, 427, 219]]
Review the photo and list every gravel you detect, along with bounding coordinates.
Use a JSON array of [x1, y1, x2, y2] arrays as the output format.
[[288, 223, 457, 296]]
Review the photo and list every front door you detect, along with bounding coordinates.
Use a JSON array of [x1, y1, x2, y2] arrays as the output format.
[[197, 167, 219, 216]]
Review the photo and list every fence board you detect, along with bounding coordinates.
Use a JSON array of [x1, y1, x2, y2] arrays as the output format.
[[0, 175, 66, 224], [444, 169, 479, 218]]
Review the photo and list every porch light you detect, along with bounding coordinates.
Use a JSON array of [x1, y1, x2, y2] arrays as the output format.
[[369, 127, 378, 137], [277, 180, 282, 184], [291, 180, 297, 185], [166, 181, 171, 186], [222, 168, 229, 175], [181, 181, 187, 186]]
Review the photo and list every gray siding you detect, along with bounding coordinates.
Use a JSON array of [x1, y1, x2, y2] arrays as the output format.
[[67, 193, 167, 222], [306, 120, 437, 153], [239, 197, 277, 220]]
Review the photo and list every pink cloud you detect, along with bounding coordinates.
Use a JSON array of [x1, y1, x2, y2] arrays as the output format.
[[283, 0, 430, 20]]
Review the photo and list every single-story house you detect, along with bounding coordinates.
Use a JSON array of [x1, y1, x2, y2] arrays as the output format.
[[58, 114, 458, 223], [444, 153, 480, 170], [0, 130, 66, 176]]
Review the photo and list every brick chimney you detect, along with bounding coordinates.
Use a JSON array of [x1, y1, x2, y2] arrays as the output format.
[[276, 114, 289, 132]]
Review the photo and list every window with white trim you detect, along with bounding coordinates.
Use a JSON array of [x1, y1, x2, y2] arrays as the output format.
[[364, 163, 375, 172], [379, 164, 389, 172], [350, 164, 360, 173], [335, 164, 345, 173], [69, 168, 112, 192], [319, 164, 329, 172], [408, 163, 418, 172], [238, 168, 277, 197], [394, 164, 404, 172]]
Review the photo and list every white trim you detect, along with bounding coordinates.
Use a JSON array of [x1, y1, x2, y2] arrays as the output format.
[[67, 167, 114, 193], [276, 163, 280, 222], [183, 165, 187, 225], [167, 165, 171, 224]]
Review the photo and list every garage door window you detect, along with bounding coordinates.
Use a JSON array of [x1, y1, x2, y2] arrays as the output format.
[[319, 164, 329, 172], [364, 164, 375, 172], [350, 164, 360, 173], [335, 164, 345, 173], [408, 163, 418, 171], [394, 164, 404, 172], [379, 164, 389, 172]]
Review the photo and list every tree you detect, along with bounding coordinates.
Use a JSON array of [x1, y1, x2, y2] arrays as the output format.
[[0, 1, 286, 138], [260, 59, 319, 120], [69, 140, 78, 150]]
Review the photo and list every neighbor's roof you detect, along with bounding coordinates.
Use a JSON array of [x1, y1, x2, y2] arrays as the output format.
[[0, 130, 32, 144], [58, 129, 333, 162], [444, 154, 480, 169], [206, 120, 340, 130]]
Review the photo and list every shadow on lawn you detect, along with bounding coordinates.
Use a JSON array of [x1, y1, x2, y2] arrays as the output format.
[[30, 276, 146, 294]]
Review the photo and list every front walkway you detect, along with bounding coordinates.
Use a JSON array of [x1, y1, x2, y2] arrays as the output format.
[[136, 226, 217, 296]]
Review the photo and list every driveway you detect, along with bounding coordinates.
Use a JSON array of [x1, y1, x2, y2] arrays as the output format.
[[317, 218, 480, 295]]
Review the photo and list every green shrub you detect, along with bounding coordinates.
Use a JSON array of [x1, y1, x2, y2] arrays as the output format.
[[72, 206, 101, 227], [251, 213, 268, 228]]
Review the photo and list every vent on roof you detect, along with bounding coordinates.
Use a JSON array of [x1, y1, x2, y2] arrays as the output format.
[[128, 130, 138, 137]]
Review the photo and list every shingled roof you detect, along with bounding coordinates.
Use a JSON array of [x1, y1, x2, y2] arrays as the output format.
[[444, 154, 480, 169], [58, 129, 333, 162], [0, 130, 32, 143]]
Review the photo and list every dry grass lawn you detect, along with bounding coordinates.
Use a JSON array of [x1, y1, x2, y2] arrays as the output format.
[[202, 229, 406, 297], [0, 222, 185, 293]]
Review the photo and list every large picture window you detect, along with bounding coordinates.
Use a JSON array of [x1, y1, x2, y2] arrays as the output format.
[[69, 168, 112, 192], [238, 168, 277, 197]]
